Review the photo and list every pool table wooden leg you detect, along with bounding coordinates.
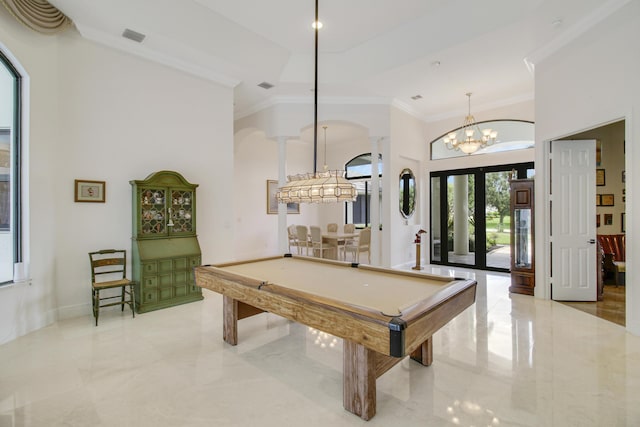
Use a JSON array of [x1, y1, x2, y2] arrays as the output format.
[[223, 296, 266, 346], [343, 340, 376, 420], [410, 337, 433, 366], [223, 295, 239, 345]]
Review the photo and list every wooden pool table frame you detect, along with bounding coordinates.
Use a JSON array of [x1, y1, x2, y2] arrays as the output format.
[[195, 255, 476, 420]]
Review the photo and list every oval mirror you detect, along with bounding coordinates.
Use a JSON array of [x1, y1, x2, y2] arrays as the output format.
[[399, 168, 416, 218]]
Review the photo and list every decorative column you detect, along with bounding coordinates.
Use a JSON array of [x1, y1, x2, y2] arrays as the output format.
[[370, 137, 381, 265], [277, 136, 289, 254], [453, 175, 469, 255]]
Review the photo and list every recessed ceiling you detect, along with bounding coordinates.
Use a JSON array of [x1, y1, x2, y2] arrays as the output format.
[[50, 0, 617, 120]]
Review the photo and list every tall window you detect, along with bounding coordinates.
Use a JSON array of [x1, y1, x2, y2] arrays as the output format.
[[345, 153, 382, 228], [0, 50, 22, 284]]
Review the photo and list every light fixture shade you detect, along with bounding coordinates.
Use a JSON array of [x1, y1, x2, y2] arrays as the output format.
[[276, 171, 357, 204]]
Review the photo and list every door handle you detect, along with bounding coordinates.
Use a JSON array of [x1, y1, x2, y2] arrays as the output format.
[[588, 239, 596, 244]]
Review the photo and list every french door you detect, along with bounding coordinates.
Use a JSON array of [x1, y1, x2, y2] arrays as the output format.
[[430, 162, 534, 271]]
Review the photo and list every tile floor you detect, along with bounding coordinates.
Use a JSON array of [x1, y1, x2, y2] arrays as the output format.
[[1, 265, 639, 426]]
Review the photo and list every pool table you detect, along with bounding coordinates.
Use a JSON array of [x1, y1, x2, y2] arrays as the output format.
[[194, 255, 476, 420]]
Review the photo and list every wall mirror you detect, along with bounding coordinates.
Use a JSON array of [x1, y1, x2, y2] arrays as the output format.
[[399, 168, 416, 218]]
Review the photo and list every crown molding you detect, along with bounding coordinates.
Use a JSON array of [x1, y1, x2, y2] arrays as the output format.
[[74, 23, 240, 88], [235, 95, 394, 120], [524, 0, 631, 71]]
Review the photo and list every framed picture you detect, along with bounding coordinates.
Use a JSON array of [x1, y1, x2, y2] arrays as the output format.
[[266, 180, 299, 214], [74, 179, 105, 203], [604, 213, 613, 226], [596, 139, 602, 166], [621, 213, 625, 233], [601, 194, 614, 206], [596, 214, 600, 228], [596, 194, 601, 206], [622, 170, 625, 183], [596, 169, 605, 186]]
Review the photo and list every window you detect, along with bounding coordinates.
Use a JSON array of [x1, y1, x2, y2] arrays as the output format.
[[0, 49, 22, 284], [345, 153, 382, 228]]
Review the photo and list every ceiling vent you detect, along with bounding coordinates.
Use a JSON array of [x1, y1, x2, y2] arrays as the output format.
[[257, 81, 275, 90], [122, 28, 146, 43]]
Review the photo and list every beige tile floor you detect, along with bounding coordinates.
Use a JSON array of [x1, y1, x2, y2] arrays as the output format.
[[1, 265, 639, 426]]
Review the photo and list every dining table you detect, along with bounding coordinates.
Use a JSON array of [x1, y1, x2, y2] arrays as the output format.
[[322, 231, 359, 260]]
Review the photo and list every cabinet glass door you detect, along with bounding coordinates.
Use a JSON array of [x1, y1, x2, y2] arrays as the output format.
[[140, 188, 167, 235], [168, 189, 194, 235], [514, 208, 532, 268]]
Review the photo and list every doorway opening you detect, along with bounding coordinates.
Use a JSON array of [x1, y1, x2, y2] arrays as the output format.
[[553, 120, 626, 325]]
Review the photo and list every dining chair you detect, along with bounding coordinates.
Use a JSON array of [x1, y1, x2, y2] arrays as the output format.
[[89, 249, 136, 326], [287, 224, 299, 253], [296, 225, 311, 255], [327, 223, 338, 232], [340, 223, 357, 260], [310, 225, 335, 259], [344, 227, 371, 264]]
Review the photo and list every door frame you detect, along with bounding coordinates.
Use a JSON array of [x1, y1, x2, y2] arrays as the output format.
[[537, 117, 632, 333]]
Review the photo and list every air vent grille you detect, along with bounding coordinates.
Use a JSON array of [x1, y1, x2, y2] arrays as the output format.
[[122, 28, 146, 43]]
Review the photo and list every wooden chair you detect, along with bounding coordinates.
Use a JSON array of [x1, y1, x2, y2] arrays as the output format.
[[344, 228, 371, 264], [340, 223, 357, 260], [89, 249, 136, 326], [295, 225, 312, 255], [327, 223, 338, 232], [287, 224, 299, 253], [310, 226, 335, 259]]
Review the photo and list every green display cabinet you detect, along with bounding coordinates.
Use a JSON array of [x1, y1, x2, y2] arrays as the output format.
[[130, 170, 203, 313]]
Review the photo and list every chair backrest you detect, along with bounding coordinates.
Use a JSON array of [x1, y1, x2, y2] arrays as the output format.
[[327, 223, 338, 232], [89, 249, 127, 283], [288, 224, 297, 238], [310, 225, 322, 243], [296, 225, 309, 243], [358, 228, 371, 247], [343, 223, 355, 233]]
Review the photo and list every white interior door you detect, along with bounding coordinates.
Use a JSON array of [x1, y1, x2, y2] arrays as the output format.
[[551, 140, 597, 301]]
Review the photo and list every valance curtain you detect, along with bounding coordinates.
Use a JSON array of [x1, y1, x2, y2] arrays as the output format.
[[1, 0, 71, 34]]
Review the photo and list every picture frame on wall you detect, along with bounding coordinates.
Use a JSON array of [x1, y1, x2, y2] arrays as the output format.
[[596, 169, 605, 186], [621, 213, 625, 232], [74, 179, 105, 203], [596, 194, 602, 206], [601, 194, 614, 206], [604, 213, 613, 226], [266, 180, 300, 214], [596, 214, 600, 228]]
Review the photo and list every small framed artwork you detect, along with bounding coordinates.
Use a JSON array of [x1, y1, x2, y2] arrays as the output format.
[[596, 214, 600, 228], [621, 213, 625, 233], [604, 213, 613, 226], [601, 194, 614, 206], [596, 194, 602, 206], [596, 169, 605, 186], [74, 179, 105, 203], [266, 180, 299, 214], [596, 139, 602, 166], [622, 170, 625, 183]]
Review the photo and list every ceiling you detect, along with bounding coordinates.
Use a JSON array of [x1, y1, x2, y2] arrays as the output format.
[[49, 0, 615, 121]]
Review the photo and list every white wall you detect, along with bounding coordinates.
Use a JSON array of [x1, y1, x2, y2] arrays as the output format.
[[534, 0, 640, 334], [0, 16, 235, 343], [388, 107, 427, 267]]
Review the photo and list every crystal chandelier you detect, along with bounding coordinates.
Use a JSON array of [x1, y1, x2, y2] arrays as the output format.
[[276, 0, 357, 204], [443, 93, 497, 155]]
